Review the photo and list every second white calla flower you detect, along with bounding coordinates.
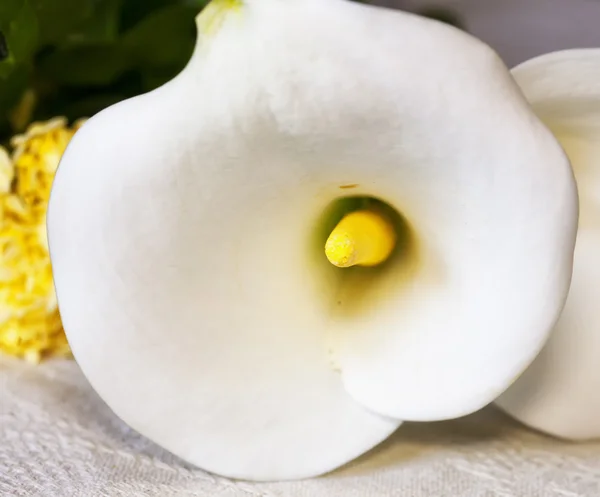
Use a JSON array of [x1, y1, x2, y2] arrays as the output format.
[[498, 49, 600, 441], [48, 0, 578, 481]]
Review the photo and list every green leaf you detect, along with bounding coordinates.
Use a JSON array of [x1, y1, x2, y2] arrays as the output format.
[[0, 32, 9, 61], [0, 63, 30, 139], [121, 5, 197, 69], [180, 0, 211, 11], [0, 63, 29, 109], [29, 0, 95, 45], [0, 0, 24, 26], [140, 65, 183, 92], [37, 46, 130, 86], [0, 0, 39, 77], [59, 0, 123, 47], [60, 92, 128, 119], [118, 0, 176, 32], [0, 0, 213, 143]]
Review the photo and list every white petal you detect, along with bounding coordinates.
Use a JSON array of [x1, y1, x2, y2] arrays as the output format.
[[313, 7, 576, 420], [497, 49, 600, 440], [49, 91, 400, 480], [48, 0, 576, 481]]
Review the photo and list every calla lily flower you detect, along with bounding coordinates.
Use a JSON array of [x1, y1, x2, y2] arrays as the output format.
[[497, 49, 600, 441], [48, 0, 578, 481]]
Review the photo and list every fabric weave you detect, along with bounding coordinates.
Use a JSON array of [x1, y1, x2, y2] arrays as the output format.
[[1, 357, 599, 496]]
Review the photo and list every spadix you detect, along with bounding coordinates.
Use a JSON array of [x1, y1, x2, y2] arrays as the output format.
[[48, 0, 578, 481], [325, 208, 397, 268]]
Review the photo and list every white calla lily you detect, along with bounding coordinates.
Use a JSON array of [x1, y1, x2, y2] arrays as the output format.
[[48, 0, 578, 481], [498, 49, 600, 441]]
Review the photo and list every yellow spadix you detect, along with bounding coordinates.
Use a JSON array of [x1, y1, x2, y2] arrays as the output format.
[[325, 209, 397, 268]]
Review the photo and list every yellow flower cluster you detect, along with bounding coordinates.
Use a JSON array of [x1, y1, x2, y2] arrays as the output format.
[[0, 117, 83, 363]]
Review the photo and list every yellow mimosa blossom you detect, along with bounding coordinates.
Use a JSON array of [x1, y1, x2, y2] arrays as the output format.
[[0, 117, 83, 363]]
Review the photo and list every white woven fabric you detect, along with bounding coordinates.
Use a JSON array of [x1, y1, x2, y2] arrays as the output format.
[[1, 357, 599, 496]]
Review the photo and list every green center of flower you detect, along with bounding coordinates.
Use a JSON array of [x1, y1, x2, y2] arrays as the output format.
[[312, 196, 418, 318]]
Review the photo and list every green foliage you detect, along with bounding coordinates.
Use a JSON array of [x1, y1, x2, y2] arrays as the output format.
[[0, 0, 379, 143], [0, 0, 209, 142]]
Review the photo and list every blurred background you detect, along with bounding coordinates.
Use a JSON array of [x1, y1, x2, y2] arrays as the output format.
[[1, 0, 600, 143], [391, 0, 600, 66]]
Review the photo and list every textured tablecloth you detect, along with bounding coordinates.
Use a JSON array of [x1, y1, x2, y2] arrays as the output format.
[[1, 358, 600, 497]]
